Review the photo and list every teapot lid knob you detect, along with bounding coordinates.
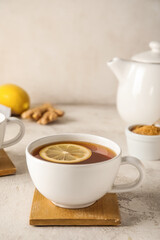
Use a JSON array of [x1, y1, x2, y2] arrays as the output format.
[[132, 41, 160, 63], [149, 41, 160, 52]]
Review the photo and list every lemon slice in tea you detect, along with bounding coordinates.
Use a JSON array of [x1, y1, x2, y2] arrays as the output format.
[[39, 143, 92, 164]]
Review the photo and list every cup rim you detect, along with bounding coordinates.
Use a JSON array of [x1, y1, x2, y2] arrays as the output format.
[[26, 133, 122, 167], [126, 124, 160, 140], [0, 113, 6, 123]]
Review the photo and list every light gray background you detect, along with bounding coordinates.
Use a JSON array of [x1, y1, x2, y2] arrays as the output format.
[[0, 0, 160, 104]]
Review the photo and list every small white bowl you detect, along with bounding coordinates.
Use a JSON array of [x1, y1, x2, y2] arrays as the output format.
[[125, 125, 160, 161]]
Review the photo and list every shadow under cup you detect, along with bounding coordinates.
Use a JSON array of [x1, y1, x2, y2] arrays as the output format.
[[26, 133, 144, 209]]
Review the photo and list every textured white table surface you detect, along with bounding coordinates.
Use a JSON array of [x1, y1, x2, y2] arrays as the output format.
[[0, 105, 159, 240]]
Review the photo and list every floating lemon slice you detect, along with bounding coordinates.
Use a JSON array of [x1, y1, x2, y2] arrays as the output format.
[[39, 143, 92, 164]]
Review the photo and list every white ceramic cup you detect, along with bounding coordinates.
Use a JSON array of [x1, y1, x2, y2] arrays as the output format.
[[26, 133, 145, 209], [126, 125, 160, 161], [0, 113, 25, 148]]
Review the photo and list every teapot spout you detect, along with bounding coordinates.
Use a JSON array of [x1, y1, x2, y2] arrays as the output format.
[[107, 58, 133, 83]]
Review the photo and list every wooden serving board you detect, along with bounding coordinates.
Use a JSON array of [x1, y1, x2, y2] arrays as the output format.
[[0, 149, 16, 176], [30, 189, 121, 226]]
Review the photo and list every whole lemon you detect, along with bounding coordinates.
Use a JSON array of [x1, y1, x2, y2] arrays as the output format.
[[0, 84, 30, 115]]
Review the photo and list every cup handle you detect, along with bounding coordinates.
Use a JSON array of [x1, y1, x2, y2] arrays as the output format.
[[1, 117, 25, 148], [110, 156, 145, 193]]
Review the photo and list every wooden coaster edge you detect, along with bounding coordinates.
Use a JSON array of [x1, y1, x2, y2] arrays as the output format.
[[30, 218, 121, 226], [0, 167, 16, 177]]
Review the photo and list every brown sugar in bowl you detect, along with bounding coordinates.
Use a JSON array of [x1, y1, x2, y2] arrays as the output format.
[[132, 125, 160, 136]]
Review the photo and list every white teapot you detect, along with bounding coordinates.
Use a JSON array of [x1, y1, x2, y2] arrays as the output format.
[[107, 41, 160, 124]]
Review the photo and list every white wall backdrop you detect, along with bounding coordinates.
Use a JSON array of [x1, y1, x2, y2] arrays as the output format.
[[0, 0, 160, 104]]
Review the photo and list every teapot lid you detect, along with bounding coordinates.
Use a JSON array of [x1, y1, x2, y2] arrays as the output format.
[[132, 41, 160, 63]]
